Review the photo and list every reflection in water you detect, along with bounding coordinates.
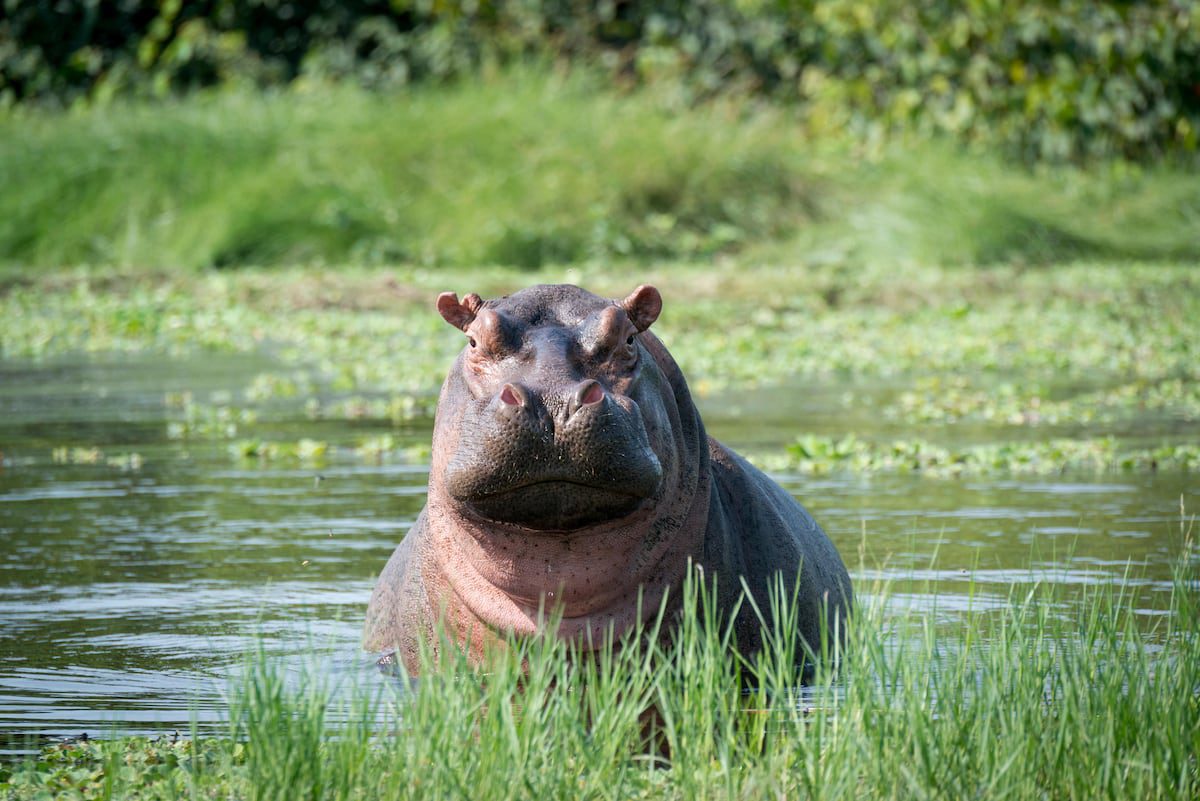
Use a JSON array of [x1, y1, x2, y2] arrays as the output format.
[[0, 354, 1194, 754]]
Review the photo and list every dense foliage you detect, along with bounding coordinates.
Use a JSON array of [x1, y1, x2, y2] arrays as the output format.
[[3, 0, 1198, 161]]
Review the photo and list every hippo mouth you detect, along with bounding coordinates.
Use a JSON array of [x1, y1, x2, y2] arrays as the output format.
[[464, 479, 653, 531]]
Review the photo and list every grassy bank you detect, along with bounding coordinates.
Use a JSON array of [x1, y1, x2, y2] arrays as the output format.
[[2, 70, 1199, 272], [4, 544, 1198, 800]]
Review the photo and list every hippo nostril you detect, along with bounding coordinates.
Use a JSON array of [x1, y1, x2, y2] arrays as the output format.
[[567, 380, 604, 419], [500, 384, 526, 407], [580, 381, 603, 406]]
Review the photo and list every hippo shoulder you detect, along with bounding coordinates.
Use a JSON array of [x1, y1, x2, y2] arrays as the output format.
[[704, 439, 852, 639], [707, 440, 825, 541]]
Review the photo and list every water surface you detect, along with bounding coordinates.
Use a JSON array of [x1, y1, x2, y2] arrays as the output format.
[[0, 353, 1193, 755]]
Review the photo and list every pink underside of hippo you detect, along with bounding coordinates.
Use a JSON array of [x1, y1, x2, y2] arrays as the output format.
[[364, 284, 852, 672]]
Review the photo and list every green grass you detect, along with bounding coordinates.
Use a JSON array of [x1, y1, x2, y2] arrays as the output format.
[[4, 540, 1198, 800], [1, 68, 1198, 272]]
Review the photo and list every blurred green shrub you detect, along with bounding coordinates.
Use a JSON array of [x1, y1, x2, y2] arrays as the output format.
[[2, 0, 1198, 161]]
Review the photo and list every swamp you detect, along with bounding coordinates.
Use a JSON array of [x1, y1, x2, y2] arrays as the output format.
[[2, 2, 1199, 798], [2, 257, 1197, 798]]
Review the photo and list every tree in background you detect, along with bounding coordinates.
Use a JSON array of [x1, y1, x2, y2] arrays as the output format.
[[3, 0, 1198, 161]]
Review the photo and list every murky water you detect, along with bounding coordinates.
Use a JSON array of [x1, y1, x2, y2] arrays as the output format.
[[0, 354, 1194, 756]]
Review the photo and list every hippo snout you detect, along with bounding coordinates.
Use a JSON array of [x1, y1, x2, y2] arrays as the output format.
[[448, 377, 663, 530]]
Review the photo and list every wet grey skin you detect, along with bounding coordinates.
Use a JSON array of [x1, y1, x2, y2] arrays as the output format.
[[364, 284, 853, 673]]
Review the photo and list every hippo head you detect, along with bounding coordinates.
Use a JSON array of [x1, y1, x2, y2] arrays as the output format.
[[431, 284, 674, 532]]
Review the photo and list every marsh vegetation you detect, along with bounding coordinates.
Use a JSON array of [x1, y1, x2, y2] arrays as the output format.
[[4, 549, 1198, 799], [2, 7, 1198, 796]]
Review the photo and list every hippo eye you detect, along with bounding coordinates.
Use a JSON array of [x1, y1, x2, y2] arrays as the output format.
[[468, 337, 477, 348], [626, 334, 636, 346]]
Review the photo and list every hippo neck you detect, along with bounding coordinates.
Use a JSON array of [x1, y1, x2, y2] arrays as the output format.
[[427, 403, 711, 646]]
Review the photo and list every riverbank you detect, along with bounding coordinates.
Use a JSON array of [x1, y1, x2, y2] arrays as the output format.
[[3, 71, 1199, 274]]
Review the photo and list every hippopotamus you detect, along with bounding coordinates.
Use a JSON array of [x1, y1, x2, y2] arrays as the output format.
[[364, 284, 851, 673]]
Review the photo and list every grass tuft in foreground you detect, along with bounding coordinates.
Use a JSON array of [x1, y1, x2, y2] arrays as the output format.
[[4, 537, 1198, 800]]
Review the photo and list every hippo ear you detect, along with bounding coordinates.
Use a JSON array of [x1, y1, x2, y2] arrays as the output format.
[[437, 292, 484, 331], [621, 285, 662, 332]]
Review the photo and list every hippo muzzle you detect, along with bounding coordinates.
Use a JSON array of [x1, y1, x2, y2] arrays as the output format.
[[441, 331, 665, 531]]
